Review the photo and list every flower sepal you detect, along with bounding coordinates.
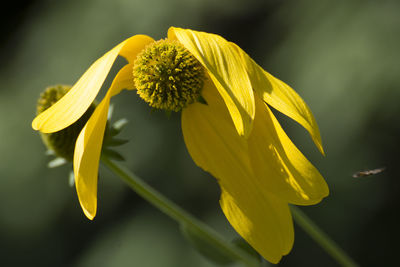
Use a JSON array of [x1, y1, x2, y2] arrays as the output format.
[[101, 118, 130, 162], [47, 157, 68, 168], [44, 149, 68, 168]]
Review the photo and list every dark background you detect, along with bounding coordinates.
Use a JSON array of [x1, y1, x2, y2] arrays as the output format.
[[1, 0, 399, 266]]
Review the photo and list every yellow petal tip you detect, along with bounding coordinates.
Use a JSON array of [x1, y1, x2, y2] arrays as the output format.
[[316, 141, 325, 156], [82, 207, 96, 221], [31, 120, 39, 131], [32, 114, 45, 131]]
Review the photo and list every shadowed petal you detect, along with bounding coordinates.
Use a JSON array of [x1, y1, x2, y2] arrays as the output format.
[[73, 66, 134, 219], [182, 80, 293, 262], [248, 97, 329, 205], [232, 43, 324, 154], [169, 27, 255, 138], [32, 35, 153, 133], [182, 78, 251, 180], [220, 185, 293, 264]]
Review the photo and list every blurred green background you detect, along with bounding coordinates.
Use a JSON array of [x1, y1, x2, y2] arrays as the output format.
[[1, 0, 399, 266]]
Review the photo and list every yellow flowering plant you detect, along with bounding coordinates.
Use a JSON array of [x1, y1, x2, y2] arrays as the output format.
[[32, 27, 355, 265]]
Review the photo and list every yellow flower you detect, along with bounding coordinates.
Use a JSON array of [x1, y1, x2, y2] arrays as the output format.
[[32, 27, 329, 263]]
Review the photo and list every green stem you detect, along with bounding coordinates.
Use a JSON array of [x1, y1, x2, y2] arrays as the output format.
[[101, 155, 259, 267], [291, 206, 359, 267]]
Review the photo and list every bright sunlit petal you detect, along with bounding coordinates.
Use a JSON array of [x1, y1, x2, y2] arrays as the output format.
[[73, 64, 133, 220], [232, 43, 325, 154], [32, 35, 153, 134], [248, 97, 329, 205], [119, 35, 155, 64], [74, 92, 111, 220], [170, 27, 255, 137]]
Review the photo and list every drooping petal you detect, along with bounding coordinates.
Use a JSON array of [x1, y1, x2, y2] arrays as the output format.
[[169, 27, 255, 138], [220, 185, 293, 264], [247, 97, 329, 205], [109, 63, 136, 96], [32, 35, 154, 133], [181, 79, 293, 263], [74, 93, 110, 219], [182, 79, 251, 180], [231, 43, 325, 154], [73, 66, 133, 220]]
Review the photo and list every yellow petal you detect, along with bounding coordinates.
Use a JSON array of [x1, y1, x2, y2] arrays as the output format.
[[32, 35, 154, 133], [109, 63, 136, 96], [248, 96, 329, 205], [182, 80, 293, 263], [232, 43, 325, 154], [182, 78, 251, 180], [220, 185, 293, 264], [169, 27, 255, 137], [73, 65, 131, 220], [74, 92, 110, 220], [119, 35, 155, 63]]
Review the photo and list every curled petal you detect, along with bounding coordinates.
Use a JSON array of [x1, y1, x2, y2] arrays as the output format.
[[248, 97, 329, 205], [170, 27, 255, 138], [119, 35, 155, 64], [32, 35, 153, 133], [232, 43, 325, 154], [73, 65, 133, 219], [181, 80, 293, 262], [109, 63, 136, 96]]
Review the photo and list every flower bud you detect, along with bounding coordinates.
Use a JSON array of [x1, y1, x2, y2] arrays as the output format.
[[36, 85, 96, 161]]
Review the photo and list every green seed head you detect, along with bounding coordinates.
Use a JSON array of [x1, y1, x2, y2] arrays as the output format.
[[36, 85, 96, 161], [133, 39, 205, 112]]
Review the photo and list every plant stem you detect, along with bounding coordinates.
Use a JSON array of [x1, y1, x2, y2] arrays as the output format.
[[101, 155, 259, 267], [291, 206, 359, 267]]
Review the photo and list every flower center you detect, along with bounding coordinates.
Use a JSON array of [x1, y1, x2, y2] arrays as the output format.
[[37, 85, 96, 160], [133, 39, 205, 112]]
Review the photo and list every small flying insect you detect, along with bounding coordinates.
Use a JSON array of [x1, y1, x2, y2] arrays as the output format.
[[352, 167, 386, 178]]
